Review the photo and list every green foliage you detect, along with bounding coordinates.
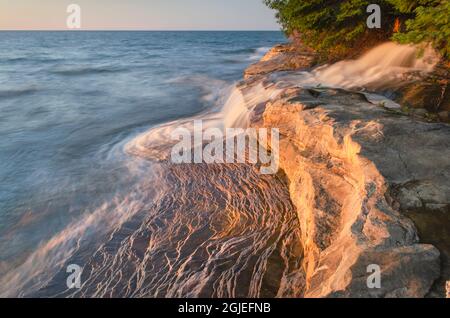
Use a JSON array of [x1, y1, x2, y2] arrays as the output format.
[[392, 1, 450, 58], [264, 0, 390, 58], [385, 0, 439, 14], [265, 0, 449, 60]]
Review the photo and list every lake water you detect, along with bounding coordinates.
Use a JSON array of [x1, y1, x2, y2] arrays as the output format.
[[0, 31, 308, 298]]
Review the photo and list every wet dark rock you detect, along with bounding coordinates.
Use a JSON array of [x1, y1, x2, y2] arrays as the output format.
[[398, 82, 443, 111], [392, 62, 450, 120]]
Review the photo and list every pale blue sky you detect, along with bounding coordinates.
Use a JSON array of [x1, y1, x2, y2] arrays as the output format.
[[0, 0, 280, 30]]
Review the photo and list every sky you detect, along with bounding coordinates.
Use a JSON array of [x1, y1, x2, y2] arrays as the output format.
[[0, 0, 280, 30]]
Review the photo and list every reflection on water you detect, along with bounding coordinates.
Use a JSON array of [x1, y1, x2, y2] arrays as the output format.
[[36, 162, 304, 298], [0, 31, 308, 297]]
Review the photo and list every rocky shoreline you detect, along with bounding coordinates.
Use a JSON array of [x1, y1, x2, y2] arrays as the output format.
[[239, 43, 450, 297]]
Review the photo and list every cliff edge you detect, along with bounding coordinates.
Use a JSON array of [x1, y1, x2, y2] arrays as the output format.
[[238, 43, 450, 297]]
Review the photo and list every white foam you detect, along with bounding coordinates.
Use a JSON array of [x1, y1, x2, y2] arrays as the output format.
[[249, 47, 271, 61], [295, 42, 439, 89]]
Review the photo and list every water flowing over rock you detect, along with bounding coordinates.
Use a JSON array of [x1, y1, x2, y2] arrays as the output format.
[[245, 41, 450, 123], [5, 40, 447, 299], [237, 42, 450, 297]]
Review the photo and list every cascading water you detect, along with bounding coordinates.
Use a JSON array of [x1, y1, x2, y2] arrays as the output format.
[[292, 42, 439, 90], [1, 37, 439, 298], [0, 58, 298, 299]]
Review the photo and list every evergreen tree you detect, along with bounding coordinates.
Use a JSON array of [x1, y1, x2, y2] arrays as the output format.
[[389, 0, 449, 58], [265, 0, 449, 60]]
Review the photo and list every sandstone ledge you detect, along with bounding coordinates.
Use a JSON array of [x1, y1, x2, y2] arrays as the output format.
[[240, 46, 450, 298], [244, 43, 317, 80]]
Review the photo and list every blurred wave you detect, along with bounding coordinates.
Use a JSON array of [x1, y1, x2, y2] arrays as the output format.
[[0, 31, 296, 298]]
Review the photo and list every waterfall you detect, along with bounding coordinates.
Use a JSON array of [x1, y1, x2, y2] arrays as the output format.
[[297, 42, 439, 90]]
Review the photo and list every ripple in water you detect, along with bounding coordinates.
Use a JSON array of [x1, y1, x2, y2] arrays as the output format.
[[0, 76, 304, 299], [23, 161, 304, 298]]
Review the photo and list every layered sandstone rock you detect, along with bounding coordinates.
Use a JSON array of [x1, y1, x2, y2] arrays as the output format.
[[244, 43, 317, 80], [240, 45, 450, 298]]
